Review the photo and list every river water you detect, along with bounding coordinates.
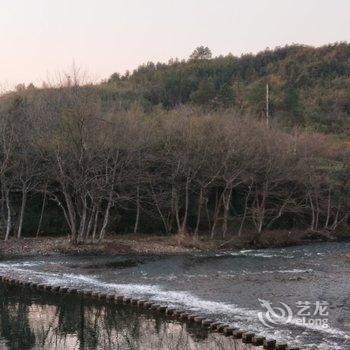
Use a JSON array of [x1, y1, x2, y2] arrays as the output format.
[[0, 284, 248, 350], [0, 242, 349, 349]]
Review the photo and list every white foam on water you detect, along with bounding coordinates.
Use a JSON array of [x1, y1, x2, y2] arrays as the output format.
[[141, 273, 178, 281], [228, 250, 295, 259], [277, 268, 313, 273], [10, 262, 43, 267], [0, 263, 60, 279], [25, 271, 349, 341], [213, 247, 302, 259], [307, 341, 347, 350], [263, 268, 314, 274], [184, 274, 209, 278], [218, 268, 314, 277]]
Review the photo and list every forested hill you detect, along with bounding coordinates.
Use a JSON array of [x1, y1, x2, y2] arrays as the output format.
[[106, 43, 350, 135], [0, 43, 349, 242]]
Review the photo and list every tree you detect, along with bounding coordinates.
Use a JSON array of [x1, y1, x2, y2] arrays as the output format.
[[190, 79, 216, 105], [189, 46, 212, 60]]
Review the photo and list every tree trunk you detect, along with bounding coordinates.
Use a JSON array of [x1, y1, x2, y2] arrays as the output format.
[[315, 195, 320, 231], [4, 188, 11, 241], [205, 196, 211, 229], [92, 205, 100, 242], [309, 193, 315, 230], [210, 189, 221, 239], [324, 187, 331, 229], [222, 187, 233, 238], [85, 204, 96, 240], [194, 187, 204, 237], [252, 184, 266, 234], [180, 178, 190, 233], [36, 183, 48, 237], [173, 187, 181, 232], [133, 185, 140, 234], [257, 181, 268, 234], [331, 203, 341, 230], [99, 192, 113, 240], [150, 182, 170, 234], [17, 187, 27, 239], [238, 182, 253, 236], [78, 196, 87, 242], [0, 186, 6, 236], [62, 189, 77, 243]]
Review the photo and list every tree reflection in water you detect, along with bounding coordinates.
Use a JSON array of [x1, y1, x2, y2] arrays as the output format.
[[0, 283, 248, 350]]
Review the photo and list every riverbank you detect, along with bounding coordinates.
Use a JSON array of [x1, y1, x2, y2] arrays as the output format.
[[0, 229, 347, 259]]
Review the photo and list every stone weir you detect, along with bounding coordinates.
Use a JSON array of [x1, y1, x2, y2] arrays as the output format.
[[0, 275, 300, 350]]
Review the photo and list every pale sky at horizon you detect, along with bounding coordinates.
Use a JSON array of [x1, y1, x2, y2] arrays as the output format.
[[1, 0, 349, 89]]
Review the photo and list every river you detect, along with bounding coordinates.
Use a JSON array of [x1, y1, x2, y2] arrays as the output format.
[[0, 242, 349, 349]]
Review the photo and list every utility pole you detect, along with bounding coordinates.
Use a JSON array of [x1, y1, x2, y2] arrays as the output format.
[[266, 83, 270, 127]]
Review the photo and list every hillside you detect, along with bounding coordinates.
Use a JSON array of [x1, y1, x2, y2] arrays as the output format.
[[106, 43, 350, 135], [4, 43, 350, 135]]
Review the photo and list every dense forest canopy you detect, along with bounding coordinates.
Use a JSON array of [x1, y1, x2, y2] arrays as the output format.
[[0, 43, 349, 243], [106, 43, 350, 135]]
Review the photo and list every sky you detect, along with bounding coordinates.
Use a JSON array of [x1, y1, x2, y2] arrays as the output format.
[[0, 0, 349, 88]]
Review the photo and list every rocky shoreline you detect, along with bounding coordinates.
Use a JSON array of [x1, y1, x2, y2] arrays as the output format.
[[0, 230, 347, 260]]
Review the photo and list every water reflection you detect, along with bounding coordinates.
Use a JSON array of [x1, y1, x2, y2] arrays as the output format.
[[0, 283, 249, 350]]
